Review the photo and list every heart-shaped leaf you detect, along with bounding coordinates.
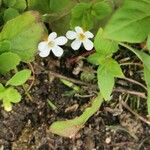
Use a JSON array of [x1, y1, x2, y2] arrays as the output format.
[[0, 52, 20, 74], [0, 11, 45, 62], [104, 0, 150, 43]]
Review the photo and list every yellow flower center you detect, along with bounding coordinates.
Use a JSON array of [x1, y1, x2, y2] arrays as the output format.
[[79, 33, 86, 41], [48, 41, 55, 48]]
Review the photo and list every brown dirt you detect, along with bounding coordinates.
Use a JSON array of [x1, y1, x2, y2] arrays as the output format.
[[0, 53, 150, 150]]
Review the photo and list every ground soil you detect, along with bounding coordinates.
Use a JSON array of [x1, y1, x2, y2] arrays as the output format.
[[0, 51, 150, 150]]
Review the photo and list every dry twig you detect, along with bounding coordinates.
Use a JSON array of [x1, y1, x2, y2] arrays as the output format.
[[121, 100, 150, 126]]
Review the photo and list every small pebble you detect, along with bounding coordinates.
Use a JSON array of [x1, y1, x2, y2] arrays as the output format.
[[105, 137, 111, 144]]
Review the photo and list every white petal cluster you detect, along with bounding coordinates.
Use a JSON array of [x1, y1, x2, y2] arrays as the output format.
[[66, 26, 94, 51], [38, 26, 94, 58], [38, 32, 68, 57]]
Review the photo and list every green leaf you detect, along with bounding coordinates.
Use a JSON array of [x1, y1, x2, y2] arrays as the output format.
[[97, 65, 114, 100], [0, 11, 45, 62], [28, 0, 51, 14], [97, 59, 124, 100], [1, 87, 21, 111], [0, 0, 2, 7], [92, 1, 112, 20], [13, 0, 26, 12], [0, 84, 5, 99], [119, 43, 150, 71], [3, 8, 19, 22], [147, 33, 150, 51], [48, 1, 76, 35], [107, 59, 124, 78], [132, 49, 150, 71], [3, 0, 16, 7], [50, 94, 103, 138], [50, 0, 69, 12], [87, 53, 106, 65], [103, 0, 150, 43], [28, 0, 75, 34], [6, 88, 21, 103], [0, 40, 11, 54], [144, 66, 150, 115], [70, 3, 94, 30], [94, 28, 118, 55], [0, 84, 5, 92], [49, 14, 71, 35], [6, 69, 31, 86], [0, 52, 20, 74]]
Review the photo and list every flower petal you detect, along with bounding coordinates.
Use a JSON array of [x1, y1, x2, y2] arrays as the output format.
[[48, 32, 57, 41], [55, 36, 68, 45], [71, 39, 82, 50], [38, 41, 49, 52], [83, 39, 94, 51], [38, 41, 50, 57], [52, 46, 64, 57], [75, 26, 83, 34], [85, 31, 94, 38], [66, 31, 77, 40], [39, 49, 50, 57]]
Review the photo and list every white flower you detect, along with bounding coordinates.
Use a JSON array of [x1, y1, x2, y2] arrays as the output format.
[[66, 26, 94, 51], [38, 32, 68, 57]]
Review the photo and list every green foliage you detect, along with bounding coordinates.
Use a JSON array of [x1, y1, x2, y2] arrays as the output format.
[[0, 0, 150, 130], [97, 59, 124, 100], [0, 11, 44, 62], [91, 1, 112, 20], [3, 8, 19, 22], [121, 44, 150, 71], [50, 94, 103, 137], [28, 0, 69, 14], [3, 0, 16, 7], [0, 40, 11, 53], [13, 0, 26, 12], [147, 34, 150, 51], [47, 1, 76, 35], [144, 66, 150, 115], [3, 0, 26, 12], [0, 69, 31, 111], [20, 0, 75, 35], [0, 0, 26, 25], [70, 1, 112, 30], [0, 52, 20, 74], [0, 0, 2, 6], [0, 86, 21, 111], [103, 0, 150, 43], [88, 27, 123, 100], [28, 0, 51, 14], [87, 53, 107, 65], [49, 0, 69, 12], [6, 69, 31, 86], [94, 28, 118, 55], [70, 3, 93, 30]]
